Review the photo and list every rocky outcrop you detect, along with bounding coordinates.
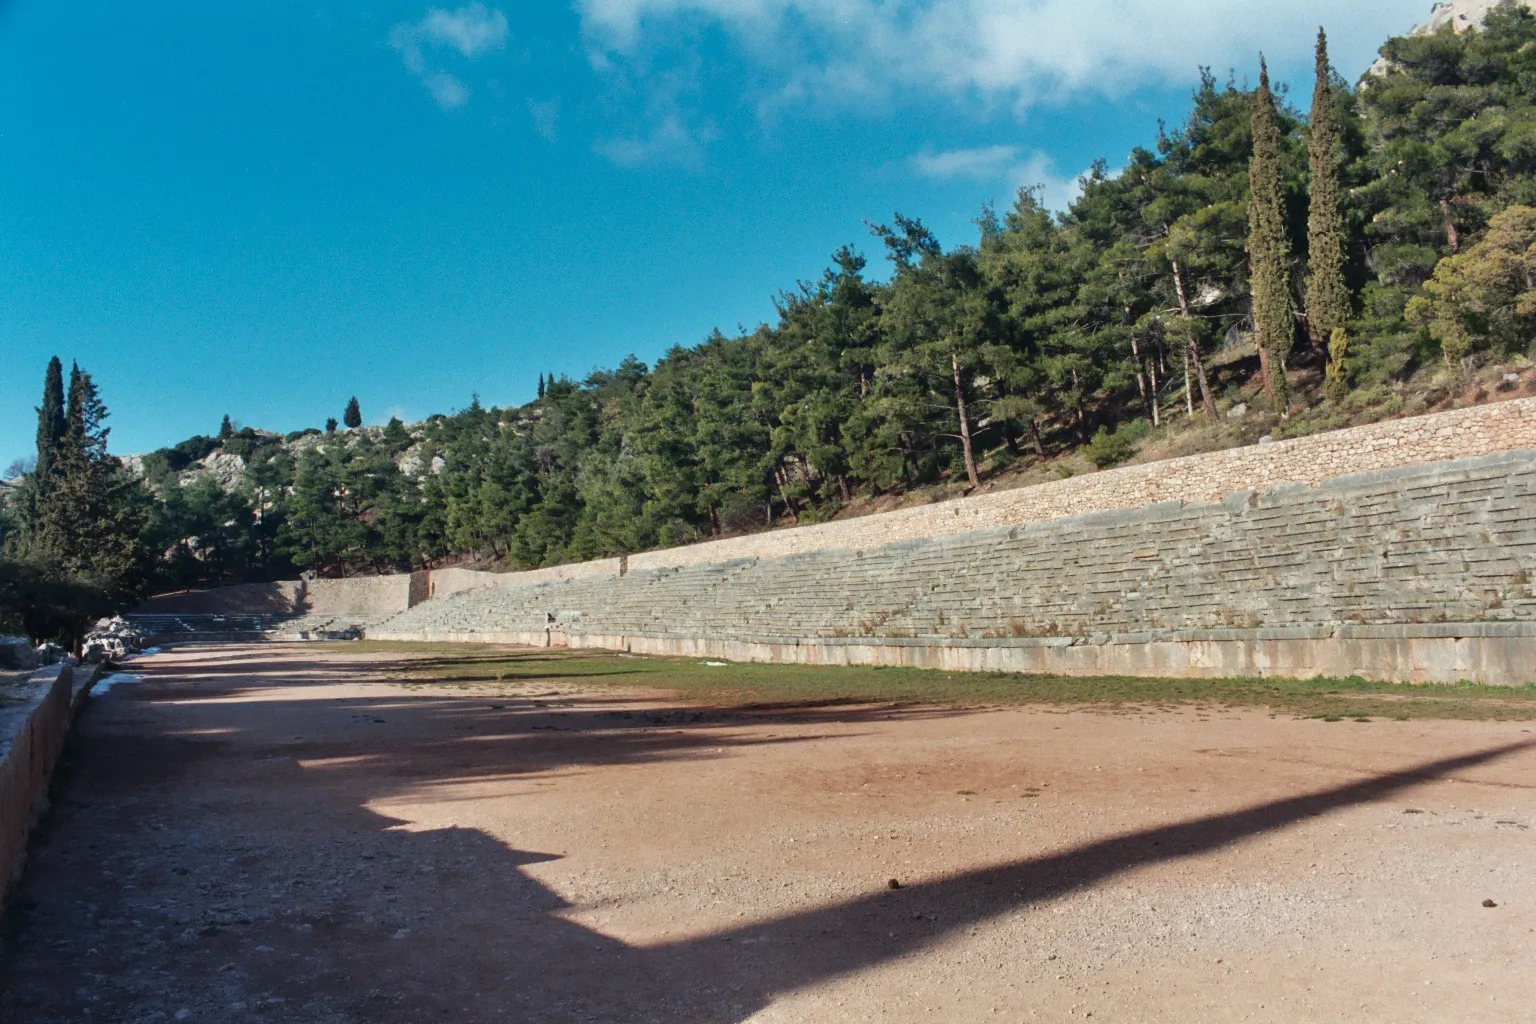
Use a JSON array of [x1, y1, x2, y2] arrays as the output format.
[[195, 450, 247, 490], [126, 422, 431, 495], [1369, 0, 1534, 76]]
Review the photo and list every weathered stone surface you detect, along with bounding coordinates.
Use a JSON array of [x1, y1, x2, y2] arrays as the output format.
[[1, 663, 98, 910], [369, 447, 1536, 683]]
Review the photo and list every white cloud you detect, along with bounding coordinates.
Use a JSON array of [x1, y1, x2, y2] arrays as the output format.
[[595, 112, 708, 167], [391, 4, 509, 111], [425, 72, 471, 111], [911, 145, 1020, 180], [576, 0, 1422, 110], [528, 98, 560, 140], [911, 145, 1086, 211], [419, 4, 509, 58]]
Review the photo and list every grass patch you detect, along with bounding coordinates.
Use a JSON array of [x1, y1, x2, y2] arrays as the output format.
[[342, 641, 1536, 722]]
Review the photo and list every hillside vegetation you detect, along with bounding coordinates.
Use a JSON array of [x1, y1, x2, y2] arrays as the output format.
[[8, 7, 1536, 636]]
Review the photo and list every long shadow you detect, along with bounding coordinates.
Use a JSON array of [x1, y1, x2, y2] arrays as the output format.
[[664, 738, 1536, 1005], [10, 732, 1524, 1022], [423, 738, 1535, 1021], [7, 638, 1535, 1022]]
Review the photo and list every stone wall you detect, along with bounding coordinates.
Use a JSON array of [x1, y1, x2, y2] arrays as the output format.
[[0, 663, 98, 912], [371, 450, 1536, 684]]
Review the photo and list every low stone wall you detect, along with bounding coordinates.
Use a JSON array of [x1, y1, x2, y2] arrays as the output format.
[[0, 663, 98, 912], [444, 627, 1532, 687]]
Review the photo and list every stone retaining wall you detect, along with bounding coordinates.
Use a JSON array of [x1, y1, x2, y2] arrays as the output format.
[[0, 663, 99, 913]]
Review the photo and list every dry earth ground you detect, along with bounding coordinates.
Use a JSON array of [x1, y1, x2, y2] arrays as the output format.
[[3, 643, 1535, 1023]]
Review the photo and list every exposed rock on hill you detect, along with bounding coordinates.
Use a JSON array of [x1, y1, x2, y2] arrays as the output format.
[[128, 422, 435, 495], [1369, 0, 1534, 75], [1417, 0, 1531, 33], [197, 450, 248, 490]]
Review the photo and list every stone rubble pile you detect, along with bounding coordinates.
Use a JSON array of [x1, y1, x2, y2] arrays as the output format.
[[82, 618, 152, 663]]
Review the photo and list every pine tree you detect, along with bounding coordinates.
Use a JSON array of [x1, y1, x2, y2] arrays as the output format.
[[343, 396, 362, 429], [219, 414, 235, 439], [1307, 29, 1352, 400], [382, 416, 410, 448], [34, 356, 65, 486], [65, 362, 111, 461], [1249, 57, 1294, 410], [326, 417, 338, 434]]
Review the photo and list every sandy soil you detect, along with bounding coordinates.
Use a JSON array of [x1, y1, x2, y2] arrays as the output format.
[[3, 643, 1535, 1023]]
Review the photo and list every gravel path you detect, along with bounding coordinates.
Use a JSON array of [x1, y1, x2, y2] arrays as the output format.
[[3, 643, 1534, 1022]]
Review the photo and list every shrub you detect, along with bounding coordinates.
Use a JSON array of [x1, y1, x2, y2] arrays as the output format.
[[1084, 420, 1148, 469]]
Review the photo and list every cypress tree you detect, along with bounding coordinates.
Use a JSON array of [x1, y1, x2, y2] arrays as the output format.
[[1248, 57, 1293, 410], [1307, 29, 1352, 401], [34, 365, 147, 599], [537, 373, 545, 400], [343, 396, 362, 429], [64, 362, 86, 454], [34, 356, 65, 485], [219, 413, 235, 439]]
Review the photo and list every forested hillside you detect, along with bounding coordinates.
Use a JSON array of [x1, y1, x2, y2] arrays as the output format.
[[8, 7, 1536, 633]]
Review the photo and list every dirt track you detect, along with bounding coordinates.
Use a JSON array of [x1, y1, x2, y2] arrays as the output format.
[[3, 643, 1535, 1022]]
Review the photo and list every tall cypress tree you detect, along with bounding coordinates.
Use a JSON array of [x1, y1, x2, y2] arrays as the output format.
[[1306, 29, 1352, 400], [1248, 57, 1293, 410], [343, 396, 362, 429], [34, 365, 147, 600], [34, 356, 65, 485]]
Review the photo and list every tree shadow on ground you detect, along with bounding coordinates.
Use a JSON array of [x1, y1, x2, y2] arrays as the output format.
[[313, 738, 1535, 1022], [8, 646, 1532, 1022], [7, 717, 1527, 1022]]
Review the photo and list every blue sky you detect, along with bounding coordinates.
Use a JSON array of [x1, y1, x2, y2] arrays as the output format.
[[0, 0, 1429, 463]]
